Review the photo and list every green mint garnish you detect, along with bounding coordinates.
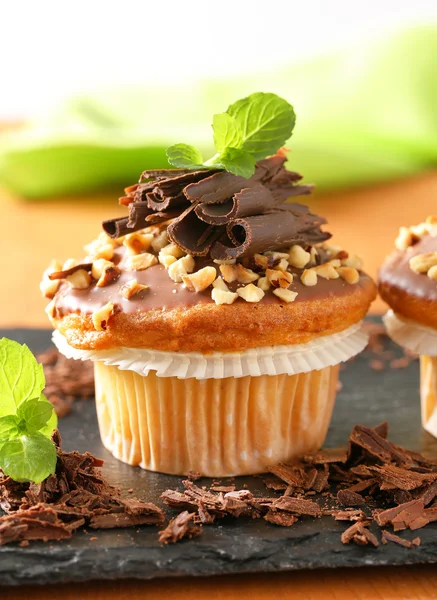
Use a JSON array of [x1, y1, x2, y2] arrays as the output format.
[[0, 338, 58, 483], [166, 92, 296, 179]]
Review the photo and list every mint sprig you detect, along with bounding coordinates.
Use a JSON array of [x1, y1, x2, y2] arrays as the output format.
[[166, 92, 296, 179], [0, 339, 58, 483]]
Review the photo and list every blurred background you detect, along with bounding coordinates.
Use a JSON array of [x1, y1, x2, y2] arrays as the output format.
[[1, 0, 437, 325]]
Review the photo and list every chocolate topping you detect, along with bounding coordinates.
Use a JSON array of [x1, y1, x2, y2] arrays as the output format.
[[102, 152, 329, 259]]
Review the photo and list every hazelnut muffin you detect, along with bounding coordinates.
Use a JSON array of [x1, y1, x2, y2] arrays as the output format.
[[41, 152, 376, 476], [379, 217, 437, 437]]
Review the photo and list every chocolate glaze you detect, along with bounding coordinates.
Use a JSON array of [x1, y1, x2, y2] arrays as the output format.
[[55, 247, 373, 317], [379, 234, 437, 302]]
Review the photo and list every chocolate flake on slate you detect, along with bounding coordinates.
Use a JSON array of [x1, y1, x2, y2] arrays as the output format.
[[337, 489, 365, 507], [0, 431, 163, 546], [381, 530, 420, 549], [158, 511, 202, 544], [341, 522, 379, 548]]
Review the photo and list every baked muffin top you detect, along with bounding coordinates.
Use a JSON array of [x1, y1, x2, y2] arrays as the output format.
[[41, 152, 376, 352], [379, 218, 437, 330]]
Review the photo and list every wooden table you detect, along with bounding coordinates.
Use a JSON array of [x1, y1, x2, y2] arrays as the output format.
[[2, 169, 437, 599]]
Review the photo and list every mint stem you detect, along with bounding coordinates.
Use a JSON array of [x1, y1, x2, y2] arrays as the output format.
[[203, 153, 221, 167]]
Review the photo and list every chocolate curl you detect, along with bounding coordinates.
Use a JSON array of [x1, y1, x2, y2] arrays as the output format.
[[210, 207, 331, 260], [185, 171, 258, 204], [167, 205, 224, 256], [195, 184, 278, 225], [144, 171, 216, 211], [146, 191, 190, 212], [49, 263, 93, 280], [102, 217, 132, 238]]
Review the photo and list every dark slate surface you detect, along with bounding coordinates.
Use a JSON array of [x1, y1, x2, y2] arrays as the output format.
[[1, 324, 437, 587]]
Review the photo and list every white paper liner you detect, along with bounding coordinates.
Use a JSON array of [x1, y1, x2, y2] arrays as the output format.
[[52, 321, 368, 380], [383, 310, 437, 357]]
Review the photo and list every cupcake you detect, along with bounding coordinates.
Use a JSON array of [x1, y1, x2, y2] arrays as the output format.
[[379, 217, 437, 437], [40, 92, 376, 476]]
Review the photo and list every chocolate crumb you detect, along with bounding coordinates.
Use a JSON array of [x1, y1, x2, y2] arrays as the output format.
[[381, 530, 419, 548], [158, 511, 202, 544]]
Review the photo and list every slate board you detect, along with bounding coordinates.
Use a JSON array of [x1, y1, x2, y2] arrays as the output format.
[[1, 323, 437, 587]]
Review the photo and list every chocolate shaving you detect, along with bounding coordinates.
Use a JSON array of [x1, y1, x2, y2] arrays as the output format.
[[0, 431, 164, 546], [341, 522, 379, 547], [381, 530, 420, 548], [264, 511, 297, 527], [158, 511, 202, 544], [332, 509, 367, 522], [337, 489, 365, 507], [102, 152, 329, 258]]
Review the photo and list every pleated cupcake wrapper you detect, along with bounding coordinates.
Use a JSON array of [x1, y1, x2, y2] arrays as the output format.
[[94, 362, 340, 476], [383, 310, 437, 440], [383, 310, 437, 356], [53, 321, 367, 380]]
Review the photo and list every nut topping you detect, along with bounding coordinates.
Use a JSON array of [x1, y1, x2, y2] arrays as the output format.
[[235, 264, 259, 283], [237, 283, 265, 303], [266, 268, 293, 288], [126, 252, 158, 271], [300, 269, 318, 287], [409, 252, 437, 274], [274, 258, 289, 272], [314, 261, 340, 280], [288, 245, 310, 269], [92, 259, 121, 288], [151, 230, 169, 253], [212, 277, 230, 292], [337, 266, 360, 285], [40, 260, 62, 299], [168, 255, 195, 283], [123, 232, 153, 255], [211, 288, 238, 305], [120, 279, 149, 299], [182, 266, 217, 292], [428, 265, 437, 280], [257, 276, 271, 291], [158, 252, 177, 269], [66, 269, 92, 290], [273, 288, 298, 303], [160, 243, 185, 259], [92, 302, 115, 331], [219, 264, 237, 283]]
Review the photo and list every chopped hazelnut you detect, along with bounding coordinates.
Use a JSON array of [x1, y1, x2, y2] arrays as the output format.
[[428, 265, 437, 280], [213, 258, 236, 265], [40, 259, 62, 299], [158, 252, 177, 269], [254, 254, 270, 270], [322, 244, 343, 258], [288, 245, 310, 269], [257, 276, 271, 291], [275, 258, 289, 272], [308, 247, 318, 266], [266, 268, 293, 288], [301, 269, 318, 287], [62, 258, 77, 270], [66, 269, 92, 289], [237, 283, 265, 303], [45, 299, 57, 320], [160, 242, 185, 259], [84, 239, 114, 261], [409, 252, 437, 274], [220, 264, 237, 283], [123, 232, 153, 255], [314, 261, 340, 280], [182, 266, 217, 292], [96, 264, 121, 288], [151, 230, 169, 253], [126, 252, 158, 271], [92, 301, 115, 331], [410, 223, 429, 238], [211, 288, 238, 305], [92, 259, 113, 280], [337, 266, 360, 285], [341, 254, 363, 270], [212, 277, 230, 291], [121, 279, 149, 299], [235, 264, 259, 283], [273, 288, 298, 303], [395, 227, 416, 251], [168, 255, 195, 282]]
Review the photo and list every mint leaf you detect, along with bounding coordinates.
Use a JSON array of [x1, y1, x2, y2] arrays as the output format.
[[219, 147, 256, 178], [39, 395, 58, 438], [17, 397, 54, 434], [212, 113, 242, 152], [0, 339, 45, 409], [226, 92, 295, 160], [0, 392, 17, 418], [166, 144, 204, 169], [0, 433, 57, 483], [0, 415, 20, 441]]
